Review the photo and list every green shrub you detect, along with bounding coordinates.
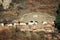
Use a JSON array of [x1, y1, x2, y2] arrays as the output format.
[[55, 4, 60, 24], [55, 4, 60, 31], [0, 5, 4, 11], [56, 4, 60, 14]]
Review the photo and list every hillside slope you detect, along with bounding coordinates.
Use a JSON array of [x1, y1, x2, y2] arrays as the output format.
[[0, 0, 59, 23]]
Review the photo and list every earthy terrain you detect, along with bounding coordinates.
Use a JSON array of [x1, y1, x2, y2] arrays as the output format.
[[0, 0, 60, 22], [0, 26, 60, 40], [0, 0, 60, 40]]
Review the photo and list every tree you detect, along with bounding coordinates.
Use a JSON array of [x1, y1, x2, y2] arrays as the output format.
[[56, 4, 60, 15], [55, 4, 60, 32]]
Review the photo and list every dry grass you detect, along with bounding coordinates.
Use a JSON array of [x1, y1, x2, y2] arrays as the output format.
[[0, 0, 59, 40], [0, 26, 60, 40]]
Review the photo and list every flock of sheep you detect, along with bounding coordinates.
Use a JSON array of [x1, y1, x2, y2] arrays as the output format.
[[0, 20, 38, 27], [0, 20, 55, 32]]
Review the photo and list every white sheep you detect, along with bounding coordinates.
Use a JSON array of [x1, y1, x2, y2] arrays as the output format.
[[0, 23, 4, 26], [28, 22, 34, 25], [13, 23, 19, 26], [51, 22, 54, 26], [43, 21, 47, 25], [7, 24, 13, 27], [20, 23, 26, 25]]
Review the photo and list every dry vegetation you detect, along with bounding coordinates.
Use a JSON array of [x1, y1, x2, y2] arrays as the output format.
[[0, 0, 60, 40], [0, 26, 60, 40], [0, 23, 59, 40], [0, 0, 59, 22]]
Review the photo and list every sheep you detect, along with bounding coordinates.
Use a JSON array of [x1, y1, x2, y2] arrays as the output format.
[[20, 23, 26, 25], [0, 23, 4, 27], [50, 22, 55, 26], [46, 29, 54, 33], [13, 23, 19, 26], [27, 21, 38, 26], [7, 24, 13, 27], [27, 21, 34, 25], [28, 22, 34, 25], [34, 21, 38, 25], [42, 21, 47, 25]]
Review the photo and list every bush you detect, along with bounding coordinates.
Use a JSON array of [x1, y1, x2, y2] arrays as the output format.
[[54, 14, 60, 31], [56, 4, 60, 15], [55, 4, 60, 31]]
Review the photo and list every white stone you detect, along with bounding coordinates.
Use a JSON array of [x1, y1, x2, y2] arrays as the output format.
[[43, 21, 47, 25], [34, 22, 38, 25]]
